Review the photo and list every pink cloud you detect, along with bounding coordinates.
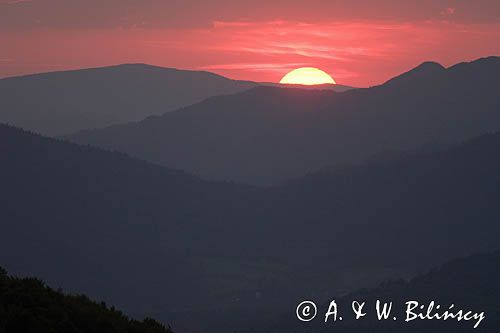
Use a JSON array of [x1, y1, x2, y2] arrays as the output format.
[[0, 0, 32, 4], [1, 19, 500, 86], [445, 7, 456, 15]]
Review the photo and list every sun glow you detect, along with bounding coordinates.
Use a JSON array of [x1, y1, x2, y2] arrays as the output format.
[[280, 67, 336, 85]]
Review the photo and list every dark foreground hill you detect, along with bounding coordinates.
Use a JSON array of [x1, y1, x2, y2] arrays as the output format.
[[0, 64, 258, 135], [2, 124, 500, 332], [0, 267, 170, 333], [66, 57, 500, 185], [261, 251, 500, 333]]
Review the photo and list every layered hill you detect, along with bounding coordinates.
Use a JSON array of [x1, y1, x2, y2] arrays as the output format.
[[0, 64, 259, 135], [0, 64, 352, 136], [2, 124, 500, 331], [66, 57, 500, 185], [0, 123, 252, 325]]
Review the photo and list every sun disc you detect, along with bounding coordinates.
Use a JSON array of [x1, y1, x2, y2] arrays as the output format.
[[280, 67, 336, 85]]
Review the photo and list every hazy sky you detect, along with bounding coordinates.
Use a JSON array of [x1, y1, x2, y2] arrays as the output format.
[[1, 0, 500, 86]]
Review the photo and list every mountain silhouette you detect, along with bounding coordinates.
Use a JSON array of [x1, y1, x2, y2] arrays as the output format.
[[265, 82, 353, 92], [65, 57, 500, 185], [0, 64, 259, 135], [3, 123, 500, 331], [382, 61, 445, 87], [0, 64, 352, 136]]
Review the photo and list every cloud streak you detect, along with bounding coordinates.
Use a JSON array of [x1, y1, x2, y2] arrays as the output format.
[[0, 0, 32, 4], [1, 18, 500, 86]]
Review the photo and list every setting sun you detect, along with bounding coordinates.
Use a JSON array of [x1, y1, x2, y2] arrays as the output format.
[[280, 67, 336, 85]]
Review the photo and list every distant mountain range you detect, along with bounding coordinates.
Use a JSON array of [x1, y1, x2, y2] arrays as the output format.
[[0, 64, 257, 135], [2, 123, 500, 332], [0, 64, 352, 136], [65, 57, 500, 185]]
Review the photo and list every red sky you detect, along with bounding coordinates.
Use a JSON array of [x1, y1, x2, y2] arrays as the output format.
[[1, 0, 500, 87]]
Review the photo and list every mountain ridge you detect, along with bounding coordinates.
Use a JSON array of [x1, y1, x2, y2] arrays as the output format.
[[0, 63, 238, 82], [0, 64, 259, 136], [0, 63, 354, 136], [65, 56, 500, 185], [381, 61, 446, 86], [3, 123, 500, 331]]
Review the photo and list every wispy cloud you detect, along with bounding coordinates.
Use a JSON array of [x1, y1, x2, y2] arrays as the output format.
[[1, 16, 500, 86], [200, 62, 310, 73], [203, 20, 428, 60], [0, 0, 32, 5]]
